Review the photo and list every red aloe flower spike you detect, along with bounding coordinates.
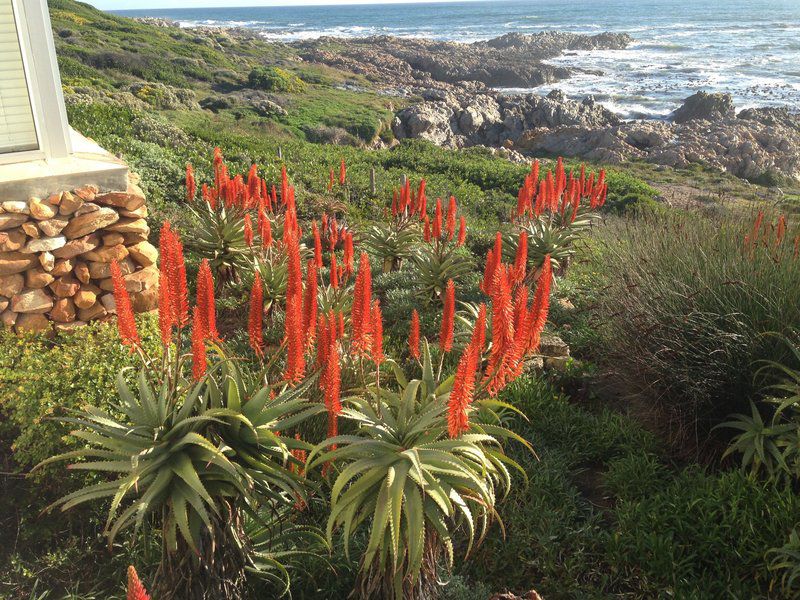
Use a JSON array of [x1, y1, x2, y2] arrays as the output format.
[[313, 221, 323, 268], [328, 168, 335, 191], [196, 259, 220, 342], [330, 252, 339, 289], [160, 223, 188, 327], [527, 256, 553, 354], [281, 165, 289, 207], [185, 164, 196, 203], [260, 210, 273, 248], [284, 232, 306, 382], [158, 265, 174, 348], [447, 343, 478, 438], [191, 307, 207, 382], [513, 231, 528, 284], [423, 215, 431, 243], [127, 566, 151, 600], [339, 158, 347, 185], [485, 265, 514, 395], [343, 232, 355, 277], [244, 213, 254, 247], [409, 309, 421, 360], [457, 216, 467, 247], [303, 259, 319, 351], [248, 272, 264, 357], [417, 179, 427, 214], [439, 279, 456, 353], [776, 215, 787, 247], [446, 196, 457, 241], [350, 252, 373, 356], [371, 299, 385, 365], [110, 260, 140, 349]]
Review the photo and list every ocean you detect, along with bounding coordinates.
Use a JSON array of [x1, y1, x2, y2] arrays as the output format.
[[114, 0, 800, 120]]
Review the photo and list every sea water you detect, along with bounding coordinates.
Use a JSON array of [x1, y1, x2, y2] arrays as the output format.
[[115, 0, 800, 120]]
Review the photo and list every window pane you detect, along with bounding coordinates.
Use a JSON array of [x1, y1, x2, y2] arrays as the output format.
[[0, 0, 38, 154]]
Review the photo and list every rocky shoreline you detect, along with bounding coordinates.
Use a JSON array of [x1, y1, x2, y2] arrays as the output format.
[[134, 19, 800, 183], [299, 32, 799, 183]]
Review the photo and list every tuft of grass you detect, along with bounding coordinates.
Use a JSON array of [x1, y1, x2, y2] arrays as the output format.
[[586, 209, 800, 450]]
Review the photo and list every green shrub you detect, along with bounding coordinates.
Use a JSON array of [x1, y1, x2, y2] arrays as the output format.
[[0, 317, 159, 473], [608, 469, 800, 597], [591, 210, 800, 444], [721, 335, 800, 483], [248, 66, 307, 93], [602, 170, 659, 214]]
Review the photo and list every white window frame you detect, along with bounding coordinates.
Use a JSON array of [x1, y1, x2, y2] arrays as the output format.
[[0, 0, 71, 165]]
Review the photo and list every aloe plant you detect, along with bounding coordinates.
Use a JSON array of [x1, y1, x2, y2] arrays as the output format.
[[39, 357, 324, 599], [308, 342, 529, 599], [362, 223, 419, 273], [412, 246, 473, 301]]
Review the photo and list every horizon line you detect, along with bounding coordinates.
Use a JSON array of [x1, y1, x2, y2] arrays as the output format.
[[105, 0, 491, 12]]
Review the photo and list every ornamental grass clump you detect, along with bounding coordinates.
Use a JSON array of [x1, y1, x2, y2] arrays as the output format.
[[595, 209, 800, 452]]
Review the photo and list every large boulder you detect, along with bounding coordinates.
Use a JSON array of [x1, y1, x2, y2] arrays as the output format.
[[670, 91, 735, 123]]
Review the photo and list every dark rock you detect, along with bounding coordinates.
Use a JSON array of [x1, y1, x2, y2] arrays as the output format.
[[670, 91, 735, 123]]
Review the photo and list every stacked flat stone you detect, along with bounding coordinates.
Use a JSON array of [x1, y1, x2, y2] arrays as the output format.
[[0, 176, 158, 334]]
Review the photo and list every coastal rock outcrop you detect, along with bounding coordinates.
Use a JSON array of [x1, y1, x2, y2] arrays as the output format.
[[297, 32, 632, 91], [394, 89, 621, 149], [395, 88, 800, 182], [669, 91, 735, 123]]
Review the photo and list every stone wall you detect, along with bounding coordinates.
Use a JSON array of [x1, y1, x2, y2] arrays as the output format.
[[0, 174, 158, 334]]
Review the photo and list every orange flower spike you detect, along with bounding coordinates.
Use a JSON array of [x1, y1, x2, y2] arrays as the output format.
[[185, 163, 196, 203], [423, 216, 432, 243], [328, 168, 335, 191], [243, 213, 254, 247], [281, 165, 289, 207], [513, 231, 528, 283], [127, 566, 151, 600], [248, 272, 264, 357], [339, 158, 347, 185], [371, 299, 385, 365], [330, 252, 339, 289], [350, 252, 373, 355], [439, 279, 456, 353], [409, 309, 421, 360], [191, 307, 207, 382], [527, 256, 553, 353], [433, 198, 443, 240], [457, 216, 467, 247], [157, 265, 174, 348], [312, 221, 323, 268], [447, 343, 478, 438], [343, 232, 355, 277], [303, 259, 319, 351], [776, 215, 787, 246], [160, 223, 188, 327], [284, 232, 306, 382], [110, 260, 140, 349], [260, 211, 273, 249], [196, 259, 220, 342], [446, 195, 457, 241]]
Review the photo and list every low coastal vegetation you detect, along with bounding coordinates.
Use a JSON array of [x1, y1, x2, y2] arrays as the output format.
[[2, 2, 800, 599]]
